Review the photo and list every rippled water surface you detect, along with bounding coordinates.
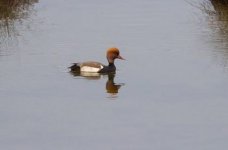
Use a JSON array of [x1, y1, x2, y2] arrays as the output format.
[[1, 0, 228, 149]]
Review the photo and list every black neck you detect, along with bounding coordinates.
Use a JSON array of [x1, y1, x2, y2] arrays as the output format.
[[109, 63, 115, 67]]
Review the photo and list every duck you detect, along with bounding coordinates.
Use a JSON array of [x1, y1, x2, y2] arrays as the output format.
[[69, 47, 125, 73]]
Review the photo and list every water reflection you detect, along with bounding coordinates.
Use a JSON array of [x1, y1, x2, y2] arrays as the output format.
[[209, 1, 228, 35], [69, 71, 124, 98], [193, 0, 228, 64], [0, 0, 38, 38], [203, 1, 228, 48]]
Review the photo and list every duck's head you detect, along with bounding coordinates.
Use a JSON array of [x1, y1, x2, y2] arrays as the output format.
[[106, 47, 125, 64]]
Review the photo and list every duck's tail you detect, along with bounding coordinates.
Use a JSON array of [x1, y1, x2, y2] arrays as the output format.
[[69, 63, 80, 72]]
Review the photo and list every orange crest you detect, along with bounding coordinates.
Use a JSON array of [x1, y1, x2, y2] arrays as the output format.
[[107, 47, 120, 56]]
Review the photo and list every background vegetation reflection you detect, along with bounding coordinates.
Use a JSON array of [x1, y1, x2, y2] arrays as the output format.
[[205, 0, 228, 47], [0, 0, 38, 38]]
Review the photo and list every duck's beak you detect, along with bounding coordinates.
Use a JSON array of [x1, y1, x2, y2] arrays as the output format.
[[117, 55, 125, 60]]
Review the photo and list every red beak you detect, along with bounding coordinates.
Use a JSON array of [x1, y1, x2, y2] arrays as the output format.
[[117, 55, 125, 60]]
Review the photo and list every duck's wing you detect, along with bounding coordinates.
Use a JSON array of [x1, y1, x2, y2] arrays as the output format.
[[79, 61, 105, 73]]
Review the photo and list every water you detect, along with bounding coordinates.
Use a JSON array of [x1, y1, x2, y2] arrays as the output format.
[[1, 0, 228, 149]]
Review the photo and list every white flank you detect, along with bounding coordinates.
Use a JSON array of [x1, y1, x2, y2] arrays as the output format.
[[81, 65, 103, 73]]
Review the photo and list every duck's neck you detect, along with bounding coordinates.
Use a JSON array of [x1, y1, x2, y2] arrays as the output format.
[[108, 63, 115, 67]]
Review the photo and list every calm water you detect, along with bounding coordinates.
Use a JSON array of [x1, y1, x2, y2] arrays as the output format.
[[1, 0, 228, 149]]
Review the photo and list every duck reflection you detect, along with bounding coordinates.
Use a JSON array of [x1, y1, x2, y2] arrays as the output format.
[[105, 73, 123, 95], [70, 71, 124, 96]]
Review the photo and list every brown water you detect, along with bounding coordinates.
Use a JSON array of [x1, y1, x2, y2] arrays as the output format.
[[1, 0, 228, 149]]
